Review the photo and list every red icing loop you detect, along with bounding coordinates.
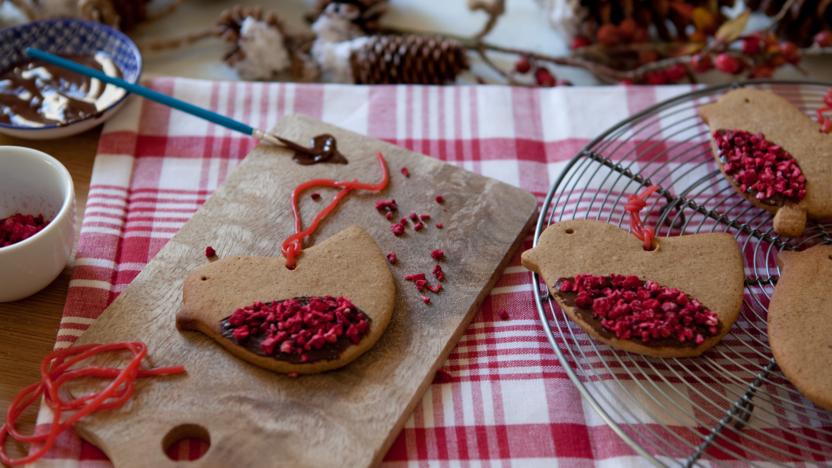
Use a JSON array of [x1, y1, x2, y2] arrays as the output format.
[[625, 185, 660, 251], [0, 342, 185, 467], [281, 152, 389, 268]]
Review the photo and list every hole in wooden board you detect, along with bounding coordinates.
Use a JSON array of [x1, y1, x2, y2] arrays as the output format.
[[565, 228, 574, 234], [200, 276, 208, 281], [828, 254, 832, 261], [744, 98, 750, 103], [162, 423, 211, 461]]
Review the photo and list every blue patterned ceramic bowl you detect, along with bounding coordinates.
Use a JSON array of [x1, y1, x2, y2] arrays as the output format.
[[0, 18, 141, 139]]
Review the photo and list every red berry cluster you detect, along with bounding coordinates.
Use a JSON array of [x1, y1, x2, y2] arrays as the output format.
[[689, 33, 800, 80], [557, 274, 719, 346], [514, 57, 571, 87], [224, 296, 370, 362], [713, 129, 806, 204], [0, 213, 48, 248], [593, 19, 649, 47], [816, 31, 832, 47]]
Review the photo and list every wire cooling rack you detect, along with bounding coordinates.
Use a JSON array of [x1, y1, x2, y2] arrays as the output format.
[[530, 80, 832, 466]]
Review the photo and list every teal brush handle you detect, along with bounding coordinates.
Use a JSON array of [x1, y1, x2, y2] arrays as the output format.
[[26, 47, 257, 137]]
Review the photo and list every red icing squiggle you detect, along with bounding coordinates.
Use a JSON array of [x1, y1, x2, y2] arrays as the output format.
[[625, 185, 660, 250], [0, 342, 184, 467], [282, 152, 389, 268]]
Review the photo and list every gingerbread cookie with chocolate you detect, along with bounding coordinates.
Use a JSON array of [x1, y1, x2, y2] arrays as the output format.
[[177, 226, 396, 374], [699, 89, 832, 237], [521, 220, 744, 357], [767, 244, 832, 410]]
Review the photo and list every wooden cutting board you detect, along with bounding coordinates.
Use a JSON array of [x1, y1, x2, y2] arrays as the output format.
[[72, 115, 537, 467]]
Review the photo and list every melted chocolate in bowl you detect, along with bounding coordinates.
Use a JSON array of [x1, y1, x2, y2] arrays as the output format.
[[0, 53, 127, 128]]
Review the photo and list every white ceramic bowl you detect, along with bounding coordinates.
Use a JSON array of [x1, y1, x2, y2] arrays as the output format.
[[0, 146, 75, 302]]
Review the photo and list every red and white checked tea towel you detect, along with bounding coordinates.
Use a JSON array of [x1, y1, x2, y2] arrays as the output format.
[[40, 79, 728, 466]]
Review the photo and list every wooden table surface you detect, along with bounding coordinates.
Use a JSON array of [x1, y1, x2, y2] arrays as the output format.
[[0, 129, 99, 457]]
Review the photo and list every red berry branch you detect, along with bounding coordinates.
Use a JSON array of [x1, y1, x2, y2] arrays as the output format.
[[386, 1, 819, 86]]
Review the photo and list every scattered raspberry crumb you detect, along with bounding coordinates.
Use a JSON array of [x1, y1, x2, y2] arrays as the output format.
[[435, 195, 445, 204], [499, 309, 510, 321], [288, 372, 299, 378], [420, 295, 432, 305], [400, 217, 409, 226], [385, 212, 394, 221], [310, 192, 321, 201], [0, 213, 48, 247], [431, 249, 445, 261], [419, 214, 431, 222], [405, 273, 427, 282], [375, 199, 398, 214], [401, 167, 410, 177], [433, 369, 453, 383], [391, 223, 405, 236], [415, 279, 428, 291], [414, 222, 425, 231], [427, 283, 443, 293], [409, 212, 419, 222], [204, 246, 217, 258], [436, 223, 444, 229], [433, 264, 445, 282], [386, 252, 398, 264]]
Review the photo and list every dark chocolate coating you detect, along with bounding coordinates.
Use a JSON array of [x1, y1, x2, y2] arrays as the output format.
[[277, 134, 349, 165], [0, 53, 124, 127], [219, 297, 371, 364]]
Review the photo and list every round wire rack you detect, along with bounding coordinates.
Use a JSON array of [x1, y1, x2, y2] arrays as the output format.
[[530, 80, 832, 467]]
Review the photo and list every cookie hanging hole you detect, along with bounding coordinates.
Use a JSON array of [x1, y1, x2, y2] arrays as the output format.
[[565, 228, 574, 234], [828, 254, 832, 261], [744, 98, 750, 103], [200, 276, 208, 281], [162, 423, 211, 461]]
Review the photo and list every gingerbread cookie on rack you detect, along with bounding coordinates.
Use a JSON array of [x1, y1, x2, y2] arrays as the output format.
[[767, 244, 832, 410], [698, 89, 832, 237], [521, 187, 744, 358], [177, 226, 396, 375]]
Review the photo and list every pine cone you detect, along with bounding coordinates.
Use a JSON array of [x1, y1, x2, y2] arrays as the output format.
[[216, 6, 285, 66], [313, 0, 388, 33], [745, 0, 832, 47], [349, 35, 468, 85]]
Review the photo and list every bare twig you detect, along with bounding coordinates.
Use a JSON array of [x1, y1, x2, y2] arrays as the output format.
[[768, 0, 798, 27], [145, 0, 185, 22], [474, 46, 523, 85], [468, 0, 505, 40], [140, 28, 217, 52]]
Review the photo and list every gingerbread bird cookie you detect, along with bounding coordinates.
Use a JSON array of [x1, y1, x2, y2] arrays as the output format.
[[699, 89, 832, 237], [767, 244, 832, 411], [522, 219, 744, 358], [177, 226, 396, 375]]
